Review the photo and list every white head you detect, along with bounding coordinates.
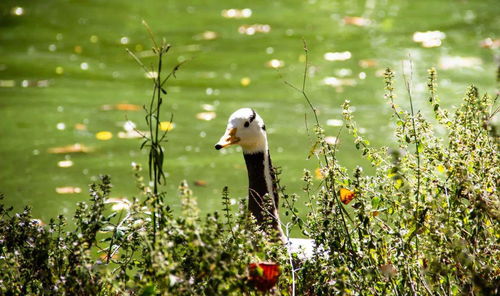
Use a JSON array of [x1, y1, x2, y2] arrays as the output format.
[[215, 108, 268, 154]]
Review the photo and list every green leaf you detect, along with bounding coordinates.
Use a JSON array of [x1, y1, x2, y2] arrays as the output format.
[[417, 143, 424, 153], [140, 284, 156, 296]]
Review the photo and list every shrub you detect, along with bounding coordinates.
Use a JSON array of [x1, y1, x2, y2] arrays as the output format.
[[0, 36, 498, 295]]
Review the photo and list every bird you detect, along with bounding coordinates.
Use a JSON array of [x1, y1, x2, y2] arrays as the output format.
[[215, 108, 315, 258]]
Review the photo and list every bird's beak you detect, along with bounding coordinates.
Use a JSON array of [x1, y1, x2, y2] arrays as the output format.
[[215, 127, 240, 150]]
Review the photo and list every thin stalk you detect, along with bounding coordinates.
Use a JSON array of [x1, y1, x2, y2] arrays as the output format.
[[285, 224, 296, 296], [284, 39, 354, 250], [106, 210, 124, 264], [403, 59, 422, 292]]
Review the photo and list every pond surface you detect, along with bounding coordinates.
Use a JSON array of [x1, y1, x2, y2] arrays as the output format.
[[0, 0, 498, 222]]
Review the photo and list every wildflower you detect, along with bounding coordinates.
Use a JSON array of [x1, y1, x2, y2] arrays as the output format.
[[248, 262, 280, 292], [339, 188, 355, 205]]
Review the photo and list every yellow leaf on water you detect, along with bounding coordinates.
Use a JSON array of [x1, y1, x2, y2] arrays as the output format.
[[159, 121, 175, 131], [194, 180, 208, 187], [240, 77, 251, 87], [74, 123, 87, 131], [115, 103, 142, 111], [96, 131, 113, 140], [359, 59, 378, 68], [101, 103, 142, 111]]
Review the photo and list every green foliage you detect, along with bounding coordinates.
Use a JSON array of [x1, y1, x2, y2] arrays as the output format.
[[0, 35, 498, 294], [290, 68, 499, 295]]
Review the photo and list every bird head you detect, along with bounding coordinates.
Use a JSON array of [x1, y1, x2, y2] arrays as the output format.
[[215, 108, 267, 154]]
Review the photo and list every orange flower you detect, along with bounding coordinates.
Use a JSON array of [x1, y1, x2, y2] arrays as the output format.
[[340, 188, 355, 205], [248, 262, 280, 292]]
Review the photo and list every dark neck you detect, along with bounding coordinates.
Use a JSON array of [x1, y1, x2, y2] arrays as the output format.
[[243, 150, 280, 231]]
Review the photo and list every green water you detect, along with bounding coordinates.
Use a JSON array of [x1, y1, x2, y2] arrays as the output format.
[[1, 0, 498, 222]]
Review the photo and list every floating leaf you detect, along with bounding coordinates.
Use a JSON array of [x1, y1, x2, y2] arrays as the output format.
[[240, 77, 251, 87], [194, 180, 207, 187], [358, 59, 378, 68], [74, 123, 87, 131], [200, 31, 218, 40], [343, 16, 371, 26], [57, 160, 74, 168], [56, 186, 82, 194], [74, 45, 83, 54], [159, 121, 175, 131], [101, 104, 142, 111], [96, 131, 113, 141], [340, 188, 355, 205], [48, 143, 93, 154]]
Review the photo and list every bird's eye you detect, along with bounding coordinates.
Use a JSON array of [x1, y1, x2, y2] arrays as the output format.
[[244, 121, 250, 128]]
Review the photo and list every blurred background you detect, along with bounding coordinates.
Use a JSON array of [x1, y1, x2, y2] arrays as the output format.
[[0, 0, 498, 222]]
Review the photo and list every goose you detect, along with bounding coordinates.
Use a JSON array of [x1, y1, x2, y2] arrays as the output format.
[[215, 108, 315, 258]]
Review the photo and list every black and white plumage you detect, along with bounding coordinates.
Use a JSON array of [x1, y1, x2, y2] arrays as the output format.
[[215, 108, 284, 240], [215, 108, 315, 257]]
